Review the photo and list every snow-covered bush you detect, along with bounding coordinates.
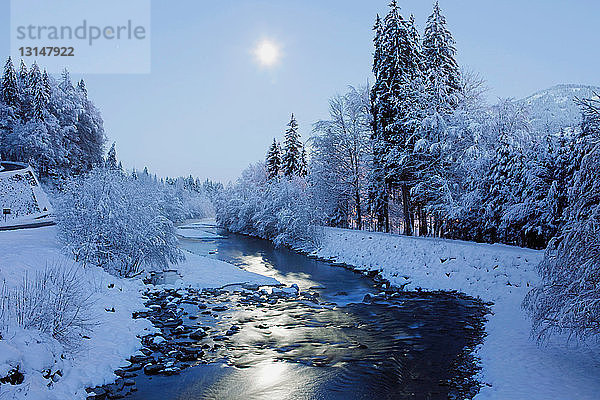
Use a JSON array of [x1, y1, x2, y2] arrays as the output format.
[[0, 263, 95, 349], [55, 167, 184, 277], [215, 163, 322, 249]]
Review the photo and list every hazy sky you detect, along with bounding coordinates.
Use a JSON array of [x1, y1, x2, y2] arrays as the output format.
[[1, 0, 599, 182]]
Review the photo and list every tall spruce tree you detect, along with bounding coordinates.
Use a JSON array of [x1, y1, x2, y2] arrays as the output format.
[[423, 1, 461, 112], [2, 57, 19, 109], [370, 0, 423, 235], [369, 13, 390, 232], [265, 138, 281, 180], [18, 59, 28, 85], [29, 63, 47, 121], [282, 113, 302, 177], [77, 79, 87, 97]]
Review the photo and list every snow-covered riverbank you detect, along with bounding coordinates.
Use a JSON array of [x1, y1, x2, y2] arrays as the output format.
[[0, 226, 277, 400], [313, 227, 600, 399]]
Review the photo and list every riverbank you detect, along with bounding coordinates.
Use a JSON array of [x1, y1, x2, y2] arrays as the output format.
[[312, 227, 600, 399], [0, 225, 277, 400]]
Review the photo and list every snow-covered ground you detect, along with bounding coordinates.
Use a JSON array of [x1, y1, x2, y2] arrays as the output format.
[[176, 227, 224, 240], [0, 226, 277, 399], [313, 227, 600, 399]]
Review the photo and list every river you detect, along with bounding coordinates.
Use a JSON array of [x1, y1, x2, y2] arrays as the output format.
[[126, 222, 486, 400]]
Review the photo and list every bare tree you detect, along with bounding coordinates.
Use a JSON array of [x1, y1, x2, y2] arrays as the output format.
[[311, 85, 372, 229]]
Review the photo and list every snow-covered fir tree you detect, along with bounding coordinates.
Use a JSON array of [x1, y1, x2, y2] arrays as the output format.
[[18, 59, 28, 87], [370, 0, 424, 234], [368, 13, 389, 232], [265, 138, 281, 180], [484, 99, 529, 242], [106, 142, 118, 169], [422, 1, 461, 112], [2, 57, 19, 109], [77, 79, 87, 96], [281, 113, 303, 177], [29, 63, 47, 121]]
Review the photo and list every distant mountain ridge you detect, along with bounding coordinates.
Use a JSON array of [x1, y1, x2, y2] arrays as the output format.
[[517, 84, 600, 134]]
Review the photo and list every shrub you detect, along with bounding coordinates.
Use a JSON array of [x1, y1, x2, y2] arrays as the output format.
[[0, 263, 95, 349], [55, 167, 184, 277], [215, 163, 322, 249]]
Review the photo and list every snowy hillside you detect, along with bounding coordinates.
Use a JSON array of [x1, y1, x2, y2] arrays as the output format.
[[519, 84, 600, 134], [313, 227, 600, 400]]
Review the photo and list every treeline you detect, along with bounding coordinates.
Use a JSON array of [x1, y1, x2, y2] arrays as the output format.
[[311, 1, 591, 251], [221, 1, 598, 257], [0, 57, 104, 178]]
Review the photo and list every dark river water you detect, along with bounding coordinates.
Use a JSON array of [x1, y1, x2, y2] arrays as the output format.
[[127, 222, 485, 400]]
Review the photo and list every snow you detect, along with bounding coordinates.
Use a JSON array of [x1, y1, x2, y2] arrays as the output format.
[[313, 227, 600, 399], [0, 226, 152, 400], [0, 225, 277, 399], [176, 226, 223, 239], [165, 249, 278, 290]]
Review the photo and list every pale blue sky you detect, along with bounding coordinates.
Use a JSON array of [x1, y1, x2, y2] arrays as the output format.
[[1, 0, 599, 182]]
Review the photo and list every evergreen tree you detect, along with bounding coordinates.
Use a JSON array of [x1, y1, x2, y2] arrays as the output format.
[[41, 70, 51, 106], [369, 13, 389, 232], [77, 79, 87, 97], [106, 142, 118, 169], [29, 63, 47, 121], [16, 60, 29, 120], [265, 138, 281, 180], [281, 113, 302, 177], [370, 0, 423, 235], [18, 59, 28, 85], [423, 1, 461, 112], [485, 130, 513, 242], [2, 57, 19, 109], [59, 69, 73, 93]]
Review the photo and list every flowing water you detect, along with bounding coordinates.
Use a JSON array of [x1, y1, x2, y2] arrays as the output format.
[[128, 222, 486, 400]]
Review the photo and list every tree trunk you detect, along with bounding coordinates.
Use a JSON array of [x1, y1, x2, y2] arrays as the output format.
[[355, 186, 363, 231], [419, 207, 428, 236], [384, 190, 390, 233], [401, 183, 412, 236]]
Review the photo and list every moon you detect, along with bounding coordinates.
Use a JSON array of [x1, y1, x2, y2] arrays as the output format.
[[254, 39, 280, 67]]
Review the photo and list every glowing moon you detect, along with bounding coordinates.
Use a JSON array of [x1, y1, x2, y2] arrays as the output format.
[[254, 39, 280, 67]]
